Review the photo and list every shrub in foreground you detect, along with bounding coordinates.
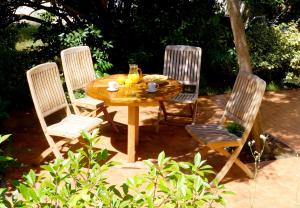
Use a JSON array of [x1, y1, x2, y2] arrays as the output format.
[[0, 129, 231, 207]]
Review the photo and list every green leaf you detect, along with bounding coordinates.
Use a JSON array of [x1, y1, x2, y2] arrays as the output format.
[[158, 151, 166, 168], [98, 149, 109, 160], [157, 178, 170, 193], [0, 134, 11, 144], [0, 156, 13, 161], [194, 153, 201, 168], [121, 184, 129, 195], [24, 170, 36, 186], [81, 130, 91, 142], [178, 162, 190, 169], [177, 175, 186, 196], [193, 175, 202, 191], [18, 184, 38, 202]]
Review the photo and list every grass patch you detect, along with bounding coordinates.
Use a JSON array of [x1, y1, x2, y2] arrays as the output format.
[[200, 86, 232, 96], [16, 24, 39, 42], [266, 81, 281, 91], [13, 24, 44, 51], [15, 39, 44, 51]]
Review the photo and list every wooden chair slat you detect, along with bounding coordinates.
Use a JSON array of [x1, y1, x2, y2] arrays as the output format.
[[185, 71, 266, 182], [159, 45, 202, 125], [26, 62, 102, 162], [61, 46, 119, 132]]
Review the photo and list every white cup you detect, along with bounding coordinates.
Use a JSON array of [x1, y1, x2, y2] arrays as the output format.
[[147, 82, 158, 92], [108, 81, 119, 90]]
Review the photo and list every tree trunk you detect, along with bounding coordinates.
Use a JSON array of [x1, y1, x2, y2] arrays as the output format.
[[227, 0, 252, 73], [227, 0, 263, 151]]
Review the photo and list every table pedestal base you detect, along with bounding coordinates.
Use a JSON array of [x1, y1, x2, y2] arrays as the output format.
[[128, 106, 139, 162]]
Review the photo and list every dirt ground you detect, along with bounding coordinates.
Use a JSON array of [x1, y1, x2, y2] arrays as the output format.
[[1, 89, 300, 186]]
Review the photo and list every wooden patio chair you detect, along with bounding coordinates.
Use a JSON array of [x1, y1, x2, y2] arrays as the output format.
[[158, 45, 202, 125], [61, 46, 118, 132], [26, 62, 102, 162], [185, 71, 266, 182]]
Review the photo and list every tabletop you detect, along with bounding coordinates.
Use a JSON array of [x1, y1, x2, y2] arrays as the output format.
[[86, 74, 182, 106]]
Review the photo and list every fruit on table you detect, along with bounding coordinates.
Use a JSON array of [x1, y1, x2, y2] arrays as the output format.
[[125, 78, 133, 86], [117, 76, 126, 85]]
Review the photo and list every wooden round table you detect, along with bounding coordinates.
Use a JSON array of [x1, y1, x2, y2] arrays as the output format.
[[86, 74, 182, 162]]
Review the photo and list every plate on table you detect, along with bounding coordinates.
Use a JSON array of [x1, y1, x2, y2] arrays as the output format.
[[146, 88, 158, 93], [143, 74, 168, 84], [107, 87, 118, 92]]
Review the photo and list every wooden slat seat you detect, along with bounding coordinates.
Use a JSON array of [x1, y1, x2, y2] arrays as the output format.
[[185, 71, 266, 182], [73, 96, 105, 110], [158, 45, 202, 125], [185, 124, 241, 147], [61, 46, 118, 132], [169, 93, 198, 104], [26, 62, 102, 162], [47, 114, 101, 138]]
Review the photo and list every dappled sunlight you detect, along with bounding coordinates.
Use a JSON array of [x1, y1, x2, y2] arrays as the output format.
[[264, 91, 291, 103], [2, 89, 300, 206], [261, 90, 300, 152]]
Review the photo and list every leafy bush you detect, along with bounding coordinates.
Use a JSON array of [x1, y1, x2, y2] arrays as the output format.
[[60, 24, 114, 77], [1, 129, 231, 207], [0, 135, 14, 167], [0, 25, 36, 110], [0, 134, 15, 187], [226, 122, 244, 138], [247, 20, 300, 83], [283, 71, 300, 87]]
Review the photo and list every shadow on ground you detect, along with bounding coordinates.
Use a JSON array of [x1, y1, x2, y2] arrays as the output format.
[[1, 89, 300, 186]]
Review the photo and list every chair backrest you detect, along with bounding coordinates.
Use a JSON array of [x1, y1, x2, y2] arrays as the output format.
[[163, 45, 202, 95], [61, 46, 96, 101], [26, 62, 70, 130], [222, 71, 266, 137]]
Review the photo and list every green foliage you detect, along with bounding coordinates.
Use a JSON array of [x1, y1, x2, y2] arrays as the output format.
[[122, 151, 231, 207], [107, 0, 237, 88], [283, 72, 300, 87], [0, 134, 15, 182], [0, 135, 14, 163], [0, 188, 11, 208], [266, 81, 281, 91], [247, 20, 300, 83], [1, 129, 231, 207], [226, 122, 244, 138], [0, 25, 34, 110], [60, 24, 113, 77]]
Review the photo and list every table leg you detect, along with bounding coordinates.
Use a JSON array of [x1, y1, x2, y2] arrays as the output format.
[[128, 106, 139, 162]]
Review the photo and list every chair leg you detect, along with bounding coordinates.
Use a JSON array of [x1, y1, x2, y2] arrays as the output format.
[[192, 101, 198, 125], [72, 104, 81, 115], [44, 134, 63, 159], [211, 145, 252, 183], [216, 147, 254, 178], [102, 106, 119, 133], [155, 105, 163, 133]]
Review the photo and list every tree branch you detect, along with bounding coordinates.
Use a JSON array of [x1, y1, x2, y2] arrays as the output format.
[[19, 0, 74, 26], [13, 14, 48, 25]]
